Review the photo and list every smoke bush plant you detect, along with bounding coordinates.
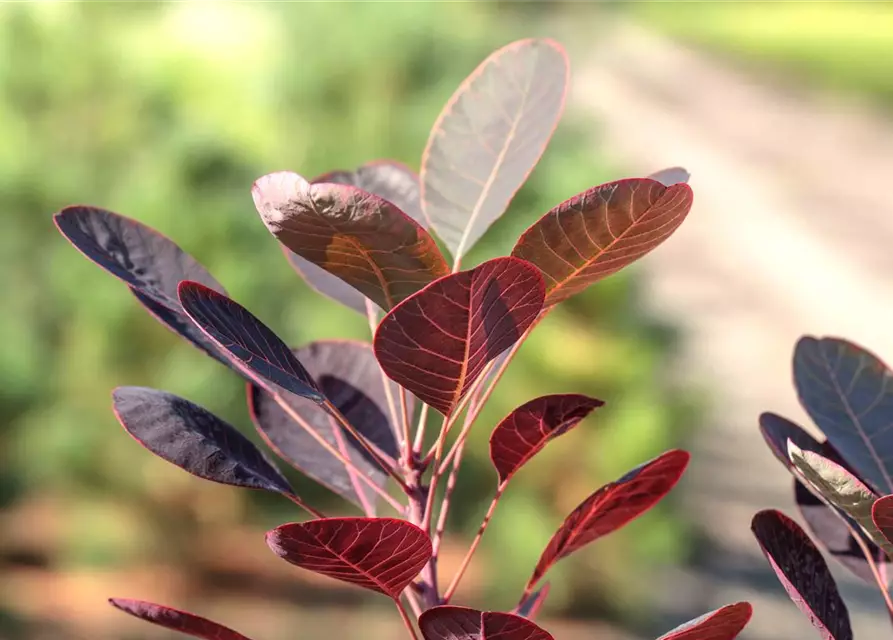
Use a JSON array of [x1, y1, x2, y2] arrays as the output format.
[[754, 336, 893, 639], [54, 39, 753, 640]]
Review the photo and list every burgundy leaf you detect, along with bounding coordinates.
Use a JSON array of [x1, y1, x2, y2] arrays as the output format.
[[374, 257, 544, 416], [527, 449, 689, 589], [109, 599, 252, 640], [253, 171, 448, 310], [656, 602, 752, 640], [512, 178, 693, 306], [751, 510, 853, 640], [177, 281, 322, 402], [489, 394, 603, 484], [112, 387, 292, 495], [648, 166, 690, 187], [872, 495, 893, 551], [419, 606, 553, 640], [759, 412, 824, 469], [313, 160, 424, 226], [421, 38, 569, 262], [284, 249, 372, 316], [248, 340, 402, 512], [514, 583, 550, 620], [266, 517, 431, 598], [797, 477, 889, 585]]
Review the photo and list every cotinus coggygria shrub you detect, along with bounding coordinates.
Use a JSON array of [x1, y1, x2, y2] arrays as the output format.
[[54, 38, 753, 640]]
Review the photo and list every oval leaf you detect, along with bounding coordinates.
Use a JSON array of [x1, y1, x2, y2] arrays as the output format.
[[648, 166, 690, 187], [526, 449, 689, 589], [112, 386, 292, 495], [284, 248, 372, 316], [253, 171, 448, 310], [419, 607, 553, 640], [249, 341, 402, 512], [512, 178, 693, 306], [266, 517, 431, 598], [797, 478, 890, 585], [759, 411, 824, 469], [374, 257, 544, 416], [794, 336, 893, 495], [490, 394, 603, 485], [421, 38, 569, 262], [656, 602, 752, 640], [751, 509, 853, 640], [872, 494, 893, 551], [177, 281, 322, 402], [314, 160, 424, 226], [109, 599, 252, 640], [514, 583, 550, 620]]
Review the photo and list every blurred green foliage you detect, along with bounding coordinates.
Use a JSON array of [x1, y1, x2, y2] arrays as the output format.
[[0, 1, 695, 630]]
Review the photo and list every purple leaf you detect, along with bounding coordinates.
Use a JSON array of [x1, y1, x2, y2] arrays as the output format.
[[374, 257, 545, 416], [514, 583, 550, 620], [647, 166, 690, 187], [512, 178, 693, 306], [248, 340, 403, 512], [526, 450, 689, 590], [266, 517, 432, 599], [655, 602, 752, 640], [112, 387, 292, 495], [751, 509, 853, 640], [872, 494, 893, 551], [253, 171, 448, 310], [109, 599, 252, 640], [421, 38, 569, 262], [759, 412, 823, 469], [177, 281, 322, 402], [794, 336, 893, 495], [313, 160, 424, 226], [489, 394, 603, 484], [284, 248, 371, 316], [419, 606, 554, 640]]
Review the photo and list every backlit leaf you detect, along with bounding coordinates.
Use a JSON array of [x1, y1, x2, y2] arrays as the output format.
[[266, 517, 431, 598], [109, 599, 252, 640], [112, 386, 292, 495], [284, 249, 371, 316], [419, 606, 554, 640], [514, 583, 550, 620], [511, 178, 693, 306], [178, 281, 323, 402], [374, 257, 544, 416], [253, 171, 448, 310], [751, 510, 852, 640], [421, 38, 569, 263], [648, 166, 690, 187], [794, 336, 893, 495], [489, 394, 603, 484], [872, 494, 893, 552], [656, 602, 752, 640], [314, 160, 424, 225], [526, 449, 689, 589], [248, 340, 402, 513]]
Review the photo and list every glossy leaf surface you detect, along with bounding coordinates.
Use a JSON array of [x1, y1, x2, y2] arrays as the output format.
[[109, 599, 252, 640], [490, 394, 603, 484], [266, 517, 431, 598], [248, 341, 402, 512], [656, 602, 752, 640], [794, 336, 893, 495], [112, 387, 292, 494], [419, 606, 553, 640], [648, 166, 690, 187], [253, 171, 448, 310], [512, 178, 693, 306], [526, 449, 689, 589], [751, 510, 852, 640], [178, 282, 322, 401], [374, 257, 544, 415], [421, 38, 569, 262], [872, 494, 893, 551]]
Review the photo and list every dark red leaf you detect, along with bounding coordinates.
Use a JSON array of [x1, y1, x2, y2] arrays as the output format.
[[253, 171, 448, 310], [266, 517, 431, 598], [655, 602, 752, 640], [794, 336, 893, 495], [284, 249, 372, 316], [872, 495, 893, 551], [648, 166, 690, 187], [177, 281, 322, 402], [313, 160, 424, 226], [759, 412, 823, 469], [419, 606, 553, 640], [489, 394, 603, 485], [526, 449, 689, 589], [797, 477, 889, 585], [374, 257, 544, 416], [248, 340, 402, 513], [421, 38, 569, 262], [112, 386, 292, 495], [109, 599, 252, 640], [751, 509, 853, 640], [511, 178, 693, 306], [514, 583, 550, 620]]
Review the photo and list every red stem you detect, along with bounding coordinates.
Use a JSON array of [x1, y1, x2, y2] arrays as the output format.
[[284, 493, 326, 519], [395, 598, 420, 640]]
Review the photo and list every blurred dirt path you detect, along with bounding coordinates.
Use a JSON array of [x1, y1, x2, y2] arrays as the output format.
[[567, 20, 893, 640]]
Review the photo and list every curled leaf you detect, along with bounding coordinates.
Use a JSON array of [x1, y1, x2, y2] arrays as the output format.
[[647, 166, 690, 187]]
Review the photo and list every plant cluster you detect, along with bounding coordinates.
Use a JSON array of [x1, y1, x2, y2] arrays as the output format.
[[54, 39, 754, 640]]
